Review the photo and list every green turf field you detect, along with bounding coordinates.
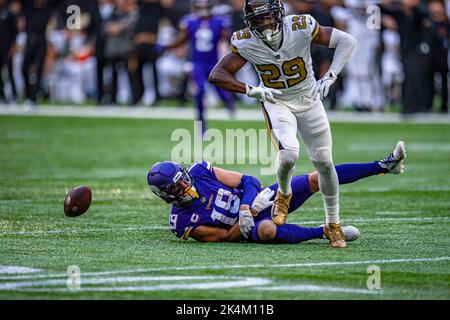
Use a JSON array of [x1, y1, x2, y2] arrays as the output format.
[[0, 115, 449, 299]]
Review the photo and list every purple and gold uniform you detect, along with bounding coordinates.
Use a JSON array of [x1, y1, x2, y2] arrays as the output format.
[[169, 161, 315, 241]]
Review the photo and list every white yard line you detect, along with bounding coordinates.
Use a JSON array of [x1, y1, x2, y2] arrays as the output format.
[[374, 211, 425, 215], [0, 257, 448, 281], [256, 284, 382, 295], [0, 275, 271, 292], [293, 216, 450, 225], [0, 225, 166, 236], [0, 266, 41, 274]]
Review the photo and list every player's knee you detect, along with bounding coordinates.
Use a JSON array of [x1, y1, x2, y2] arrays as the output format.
[[311, 148, 333, 172], [257, 220, 277, 243], [279, 149, 298, 170]]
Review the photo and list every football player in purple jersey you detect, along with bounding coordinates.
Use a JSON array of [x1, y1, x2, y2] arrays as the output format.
[[162, 0, 235, 134], [147, 141, 406, 245]]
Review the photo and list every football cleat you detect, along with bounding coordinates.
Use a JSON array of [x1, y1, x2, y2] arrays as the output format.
[[379, 141, 406, 174], [323, 223, 347, 248], [320, 224, 360, 242], [271, 190, 292, 226]]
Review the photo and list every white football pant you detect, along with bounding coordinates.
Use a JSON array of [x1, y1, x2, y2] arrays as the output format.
[[261, 98, 340, 224]]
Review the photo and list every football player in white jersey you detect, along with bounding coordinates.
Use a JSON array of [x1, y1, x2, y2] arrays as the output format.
[[208, 0, 356, 248]]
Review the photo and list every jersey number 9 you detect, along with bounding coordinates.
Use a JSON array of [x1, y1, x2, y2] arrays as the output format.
[[256, 57, 307, 89]]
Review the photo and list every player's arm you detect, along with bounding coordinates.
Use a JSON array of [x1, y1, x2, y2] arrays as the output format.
[[213, 166, 261, 213], [312, 25, 356, 77], [309, 25, 356, 99], [208, 52, 248, 94], [190, 224, 242, 242], [209, 52, 281, 104]]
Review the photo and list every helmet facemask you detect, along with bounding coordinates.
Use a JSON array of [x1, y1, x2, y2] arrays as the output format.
[[244, 1, 285, 42], [149, 166, 199, 206]]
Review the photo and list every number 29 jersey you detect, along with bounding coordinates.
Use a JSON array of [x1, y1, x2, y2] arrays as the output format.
[[230, 15, 319, 105]]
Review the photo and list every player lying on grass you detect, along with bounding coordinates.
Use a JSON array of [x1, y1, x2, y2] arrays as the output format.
[[147, 141, 406, 246]]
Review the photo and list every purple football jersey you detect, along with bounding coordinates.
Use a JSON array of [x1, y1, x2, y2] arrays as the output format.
[[170, 161, 242, 240], [180, 14, 231, 63]]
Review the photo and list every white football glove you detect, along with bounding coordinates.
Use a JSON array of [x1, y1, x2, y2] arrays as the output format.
[[238, 208, 255, 239], [251, 188, 275, 214], [309, 71, 337, 100], [246, 84, 281, 104]]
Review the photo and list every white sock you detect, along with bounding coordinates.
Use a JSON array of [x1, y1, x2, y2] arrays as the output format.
[[314, 160, 340, 224], [322, 194, 340, 224], [275, 149, 298, 195]]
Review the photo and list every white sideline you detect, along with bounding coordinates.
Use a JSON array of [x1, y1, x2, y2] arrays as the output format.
[[1, 105, 450, 123], [1, 216, 447, 237], [0, 257, 448, 281]]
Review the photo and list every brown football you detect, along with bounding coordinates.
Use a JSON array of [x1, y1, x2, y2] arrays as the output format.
[[64, 186, 92, 217]]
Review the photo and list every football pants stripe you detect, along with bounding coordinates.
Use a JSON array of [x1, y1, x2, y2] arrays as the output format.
[[261, 103, 284, 151]]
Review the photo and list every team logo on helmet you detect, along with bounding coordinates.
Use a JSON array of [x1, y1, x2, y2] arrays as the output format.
[[147, 161, 199, 206]]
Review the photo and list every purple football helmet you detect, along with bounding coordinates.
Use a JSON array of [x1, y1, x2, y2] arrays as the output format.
[[147, 161, 198, 205]]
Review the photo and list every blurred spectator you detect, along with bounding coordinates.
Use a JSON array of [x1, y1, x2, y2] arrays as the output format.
[[381, 0, 435, 113], [0, 0, 446, 114], [429, 0, 449, 113], [312, 0, 342, 110], [381, 15, 404, 106], [128, 0, 163, 106], [21, 0, 62, 107], [337, 0, 384, 111], [47, 12, 95, 103], [0, 0, 19, 104], [102, 0, 138, 104]]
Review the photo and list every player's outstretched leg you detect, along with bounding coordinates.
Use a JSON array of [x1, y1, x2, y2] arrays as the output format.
[[334, 141, 407, 185], [251, 220, 360, 244]]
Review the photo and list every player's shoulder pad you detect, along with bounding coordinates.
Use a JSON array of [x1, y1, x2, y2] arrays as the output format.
[[230, 27, 253, 54], [285, 14, 319, 40], [187, 160, 214, 177]]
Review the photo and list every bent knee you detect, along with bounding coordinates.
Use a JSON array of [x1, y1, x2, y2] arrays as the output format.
[[257, 220, 277, 243], [279, 149, 299, 168], [310, 148, 334, 168]]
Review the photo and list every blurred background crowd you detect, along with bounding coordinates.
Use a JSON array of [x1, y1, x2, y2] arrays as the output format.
[[0, 0, 448, 113]]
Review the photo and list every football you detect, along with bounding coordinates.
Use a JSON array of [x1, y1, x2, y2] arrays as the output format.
[[64, 186, 92, 217]]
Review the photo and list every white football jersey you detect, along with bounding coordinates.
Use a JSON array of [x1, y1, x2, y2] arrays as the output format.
[[231, 14, 319, 104]]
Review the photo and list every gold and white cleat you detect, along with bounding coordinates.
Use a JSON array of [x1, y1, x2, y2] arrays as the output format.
[[324, 223, 348, 248], [271, 190, 292, 226]]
